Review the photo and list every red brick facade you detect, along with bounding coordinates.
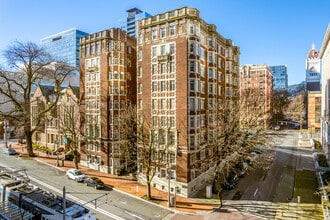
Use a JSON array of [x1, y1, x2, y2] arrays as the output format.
[[79, 28, 136, 174], [137, 7, 240, 197]]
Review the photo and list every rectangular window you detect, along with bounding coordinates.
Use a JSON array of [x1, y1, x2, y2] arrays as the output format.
[[113, 71, 118, 79], [152, 99, 157, 109], [189, 60, 195, 73], [161, 99, 166, 109], [208, 84, 213, 94], [160, 81, 166, 91], [138, 50, 142, 61], [109, 41, 113, 51], [190, 116, 195, 128], [169, 80, 175, 91], [169, 153, 176, 165], [201, 99, 205, 110], [152, 64, 158, 75], [189, 98, 195, 110], [169, 25, 175, 36], [120, 86, 125, 94], [85, 46, 90, 56], [152, 29, 157, 40], [189, 24, 194, 35], [152, 116, 157, 127], [170, 61, 175, 73], [169, 43, 175, 55], [113, 86, 118, 95], [208, 68, 214, 79], [152, 46, 157, 58], [189, 42, 195, 54], [161, 116, 166, 127], [138, 66, 142, 77], [138, 99, 142, 109], [201, 65, 205, 77], [200, 48, 205, 60], [152, 82, 157, 92], [160, 63, 166, 74], [170, 99, 175, 109], [160, 27, 166, 38], [160, 45, 166, 56], [189, 79, 195, 92], [218, 71, 222, 82], [138, 83, 142, 93], [170, 117, 175, 127], [96, 43, 100, 54], [208, 37, 214, 47], [208, 53, 213, 63], [114, 41, 118, 50]]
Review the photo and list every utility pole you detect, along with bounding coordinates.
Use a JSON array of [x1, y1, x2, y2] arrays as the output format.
[[3, 119, 9, 148], [63, 186, 66, 220]]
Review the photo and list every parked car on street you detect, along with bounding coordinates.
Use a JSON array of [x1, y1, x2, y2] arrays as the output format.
[[66, 169, 86, 182], [274, 125, 280, 130], [222, 174, 238, 190], [85, 177, 105, 189], [3, 148, 17, 155]]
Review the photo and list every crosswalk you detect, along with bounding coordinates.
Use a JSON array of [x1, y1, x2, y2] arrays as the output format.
[[222, 200, 323, 219]]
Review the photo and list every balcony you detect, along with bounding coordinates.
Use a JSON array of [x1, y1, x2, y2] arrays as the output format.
[[157, 55, 169, 62], [86, 66, 98, 72]]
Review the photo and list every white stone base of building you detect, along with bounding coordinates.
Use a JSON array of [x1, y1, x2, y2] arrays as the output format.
[[138, 166, 216, 198]]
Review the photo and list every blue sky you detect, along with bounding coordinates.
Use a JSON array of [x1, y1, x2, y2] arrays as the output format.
[[0, 0, 329, 85]]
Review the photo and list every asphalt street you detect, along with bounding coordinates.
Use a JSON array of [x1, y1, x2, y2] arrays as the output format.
[[0, 147, 172, 220]]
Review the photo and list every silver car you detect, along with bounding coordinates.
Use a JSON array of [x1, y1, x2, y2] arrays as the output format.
[[66, 169, 86, 182]]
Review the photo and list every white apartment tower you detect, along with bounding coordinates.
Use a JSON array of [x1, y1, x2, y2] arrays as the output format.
[[306, 44, 321, 91]]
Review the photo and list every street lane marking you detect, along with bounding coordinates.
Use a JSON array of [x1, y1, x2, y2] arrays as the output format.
[[254, 188, 258, 197], [0, 164, 125, 220]]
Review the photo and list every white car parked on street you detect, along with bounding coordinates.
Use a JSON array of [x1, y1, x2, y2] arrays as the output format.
[[66, 169, 86, 182]]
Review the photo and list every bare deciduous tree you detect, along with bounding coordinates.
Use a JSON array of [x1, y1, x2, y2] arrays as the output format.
[[285, 92, 306, 129], [0, 41, 75, 156], [118, 104, 137, 175], [271, 90, 290, 126], [136, 108, 170, 200], [213, 88, 273, 207], [58, 85, 81, 169]]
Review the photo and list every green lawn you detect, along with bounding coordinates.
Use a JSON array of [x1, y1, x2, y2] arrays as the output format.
[[294, 170, 321, 204]]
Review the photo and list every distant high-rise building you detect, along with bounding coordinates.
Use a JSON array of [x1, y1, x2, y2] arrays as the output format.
[[137, 7, 240, 198], [40, 28, 89, 68], [269, 65, 288, 90], [306, 44, 321, 91], [126, 8, 151, 38], [240, 64, 273, 129]]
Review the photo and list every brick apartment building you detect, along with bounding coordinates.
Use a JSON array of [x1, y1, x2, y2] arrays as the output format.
[[136, 7, 240, 197], [79, 28, 137, 174], [240, 64, 273, 129]]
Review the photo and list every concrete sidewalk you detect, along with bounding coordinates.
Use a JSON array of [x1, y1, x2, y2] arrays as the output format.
[[11, 144, 218, 215]]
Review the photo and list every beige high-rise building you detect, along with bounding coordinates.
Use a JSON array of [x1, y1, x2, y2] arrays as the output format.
[[240, 65, 273, 129], [136, 7, 240, 197], [308, 91, 321, 134], [79, 28, 137, 174]]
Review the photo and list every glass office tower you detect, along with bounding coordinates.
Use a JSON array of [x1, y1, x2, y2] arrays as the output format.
[[41, 28, 89, 67]]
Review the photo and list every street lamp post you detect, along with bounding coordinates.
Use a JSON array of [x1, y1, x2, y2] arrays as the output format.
[[3, 119, 9, 148], [167, 163, 171, 207], [57, 102, 61, 167]]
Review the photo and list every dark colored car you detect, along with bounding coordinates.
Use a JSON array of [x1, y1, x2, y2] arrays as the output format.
[[85, 177, 105, 189], [222, 174, 239, 190]]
